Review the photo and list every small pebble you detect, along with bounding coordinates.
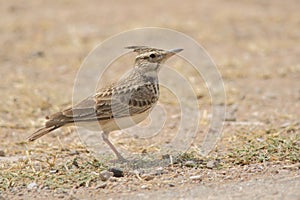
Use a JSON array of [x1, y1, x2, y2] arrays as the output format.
[[99, 170, 113, 181], [155, 167, 164, 175], [189, 175, 202, 180], [69, 150, 79, 156], [95, 182, 107, 189], [256, 137, 264, 142], [109, 167, 124, 177], [49, 169, 58, 174], [162, 154, 171, 159], [168, 183, 175, 187], [109, 177, 118, 182], [0, 150, 5, 157], [55, 188, 68, 194], [141, 174, 154, 181], [206, 160, 218, 169], [132, 169, 142, 175], [184, 160, 196, 167], [280, 122, 291, 128], [141, 184, 151, 189], [27, 182, 38, 190]]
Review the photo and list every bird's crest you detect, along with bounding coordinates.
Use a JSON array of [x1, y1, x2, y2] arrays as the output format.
[[126, 46, 162, 54]]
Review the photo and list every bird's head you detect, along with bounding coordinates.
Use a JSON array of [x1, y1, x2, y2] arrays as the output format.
[[126, 46, 183, 74]]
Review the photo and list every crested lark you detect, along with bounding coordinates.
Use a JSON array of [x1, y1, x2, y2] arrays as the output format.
[[28, 46, 183, 161]]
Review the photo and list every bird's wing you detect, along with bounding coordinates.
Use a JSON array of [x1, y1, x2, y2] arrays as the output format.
[[95, 82, 159, 119], [45, 82, 158, 127]]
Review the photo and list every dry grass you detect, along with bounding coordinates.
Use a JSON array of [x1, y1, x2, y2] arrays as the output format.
[[1, 123, 299, 192], [1, 0, 300, 198]]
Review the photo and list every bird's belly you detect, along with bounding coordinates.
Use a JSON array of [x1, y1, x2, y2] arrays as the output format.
[[77, 112, 149, 132]]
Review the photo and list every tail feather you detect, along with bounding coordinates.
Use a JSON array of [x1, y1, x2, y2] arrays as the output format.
[[27, 125, 60, 141], [28, 111, 74, 142]]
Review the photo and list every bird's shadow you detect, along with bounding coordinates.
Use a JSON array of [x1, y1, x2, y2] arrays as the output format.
[[108, 154, 176, 170]]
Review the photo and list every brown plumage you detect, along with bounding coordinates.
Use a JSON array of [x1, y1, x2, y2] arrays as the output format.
[[28, 46, 183, 161]]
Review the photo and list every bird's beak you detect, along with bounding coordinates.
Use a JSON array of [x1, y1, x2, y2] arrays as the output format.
[[165, 48, 183, 58], [169, 48, 184, 54]]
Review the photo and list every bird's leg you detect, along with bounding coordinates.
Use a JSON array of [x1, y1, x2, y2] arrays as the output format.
[[102, 132, 126, 162]]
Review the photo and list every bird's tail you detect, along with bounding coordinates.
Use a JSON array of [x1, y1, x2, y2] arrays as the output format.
[[27, 125, 60, 142]]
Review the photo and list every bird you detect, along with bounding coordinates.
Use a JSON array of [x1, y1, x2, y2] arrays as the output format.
[[27, 46, 183, 161]]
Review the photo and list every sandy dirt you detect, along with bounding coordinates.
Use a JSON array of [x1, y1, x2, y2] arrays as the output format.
[[0, 0, 299, 199]]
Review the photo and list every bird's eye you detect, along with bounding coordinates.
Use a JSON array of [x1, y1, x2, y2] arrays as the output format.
[[149, 53, 156, 58]]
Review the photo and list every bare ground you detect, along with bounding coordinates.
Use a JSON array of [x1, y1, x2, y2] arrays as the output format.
[[0, 0, 299, 199]]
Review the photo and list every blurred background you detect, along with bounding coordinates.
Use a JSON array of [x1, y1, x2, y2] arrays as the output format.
[[0, 0, 299, 198], [0, 0, 300, 126], [1, 0, 299, 146]]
